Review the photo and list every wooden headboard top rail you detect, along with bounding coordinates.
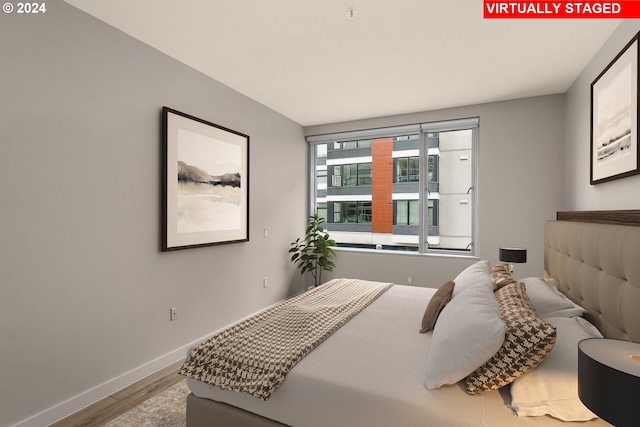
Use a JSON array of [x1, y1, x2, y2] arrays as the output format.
[[556, 209, 640, 226]]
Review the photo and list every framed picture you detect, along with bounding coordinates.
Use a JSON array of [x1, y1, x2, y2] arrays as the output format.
[[162, 107, 249, 250], [591, 32, 640, 185]]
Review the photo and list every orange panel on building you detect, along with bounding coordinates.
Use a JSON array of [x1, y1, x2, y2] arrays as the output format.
[[372, 138, 393, 234]]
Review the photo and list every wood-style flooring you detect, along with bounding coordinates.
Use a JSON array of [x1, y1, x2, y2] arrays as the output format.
[[50, 359, 185, 427]]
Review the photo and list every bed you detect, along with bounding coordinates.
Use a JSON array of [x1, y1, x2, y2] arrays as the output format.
[[182, 209, 640, 427]]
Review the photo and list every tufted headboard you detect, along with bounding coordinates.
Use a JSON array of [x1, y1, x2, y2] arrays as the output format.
[[544, 210, 640, 342]]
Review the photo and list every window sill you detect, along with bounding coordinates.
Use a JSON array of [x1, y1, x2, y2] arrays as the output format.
[[333, 246, 478, 259]]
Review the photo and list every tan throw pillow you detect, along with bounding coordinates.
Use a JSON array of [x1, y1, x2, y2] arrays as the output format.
[[490, 263, 518, 290], [466, 282, 557, 394], [420, 281, 455, 333]]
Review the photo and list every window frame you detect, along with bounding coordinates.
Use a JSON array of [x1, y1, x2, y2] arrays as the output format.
[[308, 118, 478, 257]]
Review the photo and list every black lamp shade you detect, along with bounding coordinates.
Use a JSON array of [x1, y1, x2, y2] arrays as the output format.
[[499, 247, 527, 263], [578, 338, 640, 427]]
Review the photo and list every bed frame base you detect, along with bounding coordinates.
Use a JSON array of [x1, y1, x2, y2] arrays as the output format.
[[187, 393, 288, 427]]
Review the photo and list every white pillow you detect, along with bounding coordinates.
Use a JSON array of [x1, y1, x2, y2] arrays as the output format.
[[510, 316, 602, 421], [451, 260, 492, 297], [520, 277, 585, 318], [425, 277, 506, 389]]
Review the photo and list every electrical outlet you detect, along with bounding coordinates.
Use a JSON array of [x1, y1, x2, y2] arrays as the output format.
[[170, 307, 177, 321], [263, 278, 268, 288], [408, 276, 413, 285]]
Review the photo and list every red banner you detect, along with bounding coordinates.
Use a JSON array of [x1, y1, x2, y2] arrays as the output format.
[[484, 1, 640, 18]]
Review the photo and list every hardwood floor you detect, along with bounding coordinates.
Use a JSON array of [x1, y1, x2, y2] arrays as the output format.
[[51, 359, 185, 427]]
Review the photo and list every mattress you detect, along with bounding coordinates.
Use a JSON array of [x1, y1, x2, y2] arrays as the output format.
[[186, 284, 609, 426]]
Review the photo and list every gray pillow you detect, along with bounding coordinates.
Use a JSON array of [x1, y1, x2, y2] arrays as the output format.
[[521, 277, 586, 318], [451, 260, 492, 297]]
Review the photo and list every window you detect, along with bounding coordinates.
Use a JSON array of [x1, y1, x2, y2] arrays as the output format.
[[317, 202, 327, 224], [394, 200, 419, 225], [335, 139, 372, 149], [333, 202, 341, 222], [330, 163, 372, 187], [395, 157, 420, 183], [308, 118, 478, 255], [339, 201, 372, 223]]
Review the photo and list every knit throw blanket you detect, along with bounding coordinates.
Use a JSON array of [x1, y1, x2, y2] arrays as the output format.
[[180, 278, 392, 400]]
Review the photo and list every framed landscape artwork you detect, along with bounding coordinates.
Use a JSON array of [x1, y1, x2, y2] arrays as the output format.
[[591, 32, 640, 185], [162, 107, 249, 250]]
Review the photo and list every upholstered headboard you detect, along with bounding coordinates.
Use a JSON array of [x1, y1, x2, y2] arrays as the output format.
[[544, 210, 640, 342]]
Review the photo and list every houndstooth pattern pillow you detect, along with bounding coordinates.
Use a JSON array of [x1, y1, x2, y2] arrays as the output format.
[[466, 282, 557, 394], [490, 263, 518, 290]]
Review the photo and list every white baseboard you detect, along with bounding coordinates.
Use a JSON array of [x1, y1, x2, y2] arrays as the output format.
[[9, 304, 277, 427], [9, 336, 206, 427]]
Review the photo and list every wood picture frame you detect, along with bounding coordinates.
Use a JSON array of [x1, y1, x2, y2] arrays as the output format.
[[590, 32, 640, 185], [162, 107, 249, 251]]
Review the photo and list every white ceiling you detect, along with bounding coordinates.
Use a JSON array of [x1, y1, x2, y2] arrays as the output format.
[[64, 0, 621, 127]]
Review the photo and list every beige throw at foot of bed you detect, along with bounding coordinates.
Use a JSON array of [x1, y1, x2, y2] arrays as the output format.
[[180, 278, 392, 400]]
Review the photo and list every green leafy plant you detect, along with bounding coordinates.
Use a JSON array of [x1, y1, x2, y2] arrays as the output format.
[[289, 214, 337, 287]]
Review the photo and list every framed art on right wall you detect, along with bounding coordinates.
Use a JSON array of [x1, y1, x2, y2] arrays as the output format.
[[591, 31, 640, 185]]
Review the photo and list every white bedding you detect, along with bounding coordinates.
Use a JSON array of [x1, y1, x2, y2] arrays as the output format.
[[186, 285, 609, 427]]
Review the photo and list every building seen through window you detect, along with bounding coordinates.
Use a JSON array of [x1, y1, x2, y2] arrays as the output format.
[[309, 118, 478, 254]]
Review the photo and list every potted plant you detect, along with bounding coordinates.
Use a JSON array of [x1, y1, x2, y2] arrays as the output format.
[[289, 214, 337, 287]]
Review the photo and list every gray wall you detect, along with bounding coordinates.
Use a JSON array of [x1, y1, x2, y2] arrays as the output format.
[[564, 20, 640, 209], [0, 2, 306, 426], [305, 94, 566, 286]]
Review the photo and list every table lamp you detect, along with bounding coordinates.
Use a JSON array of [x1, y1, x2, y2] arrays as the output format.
[[499, 246, 527, 273]]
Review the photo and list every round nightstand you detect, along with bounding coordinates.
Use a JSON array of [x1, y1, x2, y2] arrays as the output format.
[[578, 338, 640, 427]]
